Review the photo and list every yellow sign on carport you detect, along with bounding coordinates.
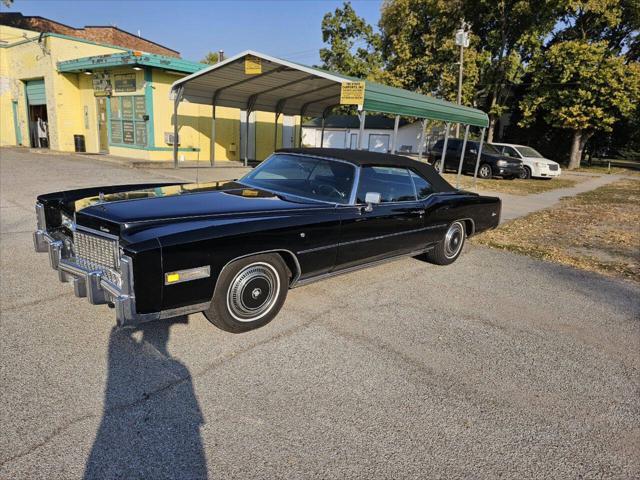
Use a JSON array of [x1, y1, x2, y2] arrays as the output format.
[[340, 81, 365, 105], [245, 55, 262, 74]]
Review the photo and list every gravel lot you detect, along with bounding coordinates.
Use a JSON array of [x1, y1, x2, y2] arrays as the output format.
[[1, 148, 639, 479]]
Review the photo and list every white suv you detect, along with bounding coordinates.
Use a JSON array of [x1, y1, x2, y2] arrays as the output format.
[[491, 143, 562, 179]]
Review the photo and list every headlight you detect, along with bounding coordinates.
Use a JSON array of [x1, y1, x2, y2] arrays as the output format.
[[61, 212, 75, 230], [535, 161, 544, 167], [497, 160, 508, 166]]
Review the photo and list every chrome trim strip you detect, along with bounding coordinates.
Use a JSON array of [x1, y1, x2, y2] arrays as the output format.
[[296, 224, 448, 255], [293, 246, 434, 288], [297, 243, 339, 255]]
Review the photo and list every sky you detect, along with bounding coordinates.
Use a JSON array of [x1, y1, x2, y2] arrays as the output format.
[[5, 0, 383, 64]]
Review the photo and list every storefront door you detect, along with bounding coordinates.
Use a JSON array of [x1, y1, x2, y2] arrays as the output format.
[[97, 98, 109, 153]]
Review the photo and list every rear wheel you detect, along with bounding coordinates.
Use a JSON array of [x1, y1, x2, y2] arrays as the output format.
[[204, 253, 289, 333], [478, 163, 492, 179], [424, 221, 466, 265]]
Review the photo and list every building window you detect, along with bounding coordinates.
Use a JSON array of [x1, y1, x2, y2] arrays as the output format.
[[110, 95, 147, 146]]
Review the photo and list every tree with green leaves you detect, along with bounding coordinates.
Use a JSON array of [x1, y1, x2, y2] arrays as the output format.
[[379, 0, 482, 105], [319, 1, 383, 79], [378, 0, 560, 140], [460, 1, 561, 141], [200, 51, 219, 65], [520, 40, 640, 169]]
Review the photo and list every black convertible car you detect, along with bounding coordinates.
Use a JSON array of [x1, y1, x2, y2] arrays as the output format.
[[34, 148, 501, 332]]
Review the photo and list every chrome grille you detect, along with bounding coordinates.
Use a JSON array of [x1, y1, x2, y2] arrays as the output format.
[[73, 230, 121, 285], [549, 164, 559, 171]]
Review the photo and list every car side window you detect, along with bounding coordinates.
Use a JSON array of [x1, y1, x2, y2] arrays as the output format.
[[356, 166, 417, 203], [502, 146, 519, 158], [409, 171, 434, 199]]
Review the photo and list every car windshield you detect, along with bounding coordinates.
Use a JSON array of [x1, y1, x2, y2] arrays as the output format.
[[515, 146, 543, 157], [239, 153, 356, 204]]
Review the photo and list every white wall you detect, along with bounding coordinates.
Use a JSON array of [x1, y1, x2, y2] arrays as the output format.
[[301, 121, 432, 153]]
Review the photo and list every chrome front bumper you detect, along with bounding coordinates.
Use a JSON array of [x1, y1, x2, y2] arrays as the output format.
[[34, 229, 141, 326]]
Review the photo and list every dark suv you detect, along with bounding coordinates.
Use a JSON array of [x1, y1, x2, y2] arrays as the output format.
[[429, 139, 524, 179]]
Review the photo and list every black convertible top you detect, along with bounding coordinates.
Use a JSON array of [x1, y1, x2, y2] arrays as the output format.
[[276, 148, 455, 192]]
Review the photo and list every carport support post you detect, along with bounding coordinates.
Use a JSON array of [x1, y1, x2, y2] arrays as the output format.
[[456, 124, 470, 189], [172, 87, 183, 169], [357, 110, 366, 150], [173, 87, 184, 168], [273, 112, 280, 152], [417, 119, 427, 161], [210, 93, 218, 167], [320, 113, 326, 147], [391, 115, 400, 154], [439, 123, 451, 174], [473, 127, 486, 189]]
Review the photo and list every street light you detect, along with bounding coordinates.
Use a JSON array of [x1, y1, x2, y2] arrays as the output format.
[[455, 22, 470, 137]]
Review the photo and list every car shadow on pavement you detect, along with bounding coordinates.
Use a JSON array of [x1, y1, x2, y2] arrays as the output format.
[[84, 317, 208, 480]]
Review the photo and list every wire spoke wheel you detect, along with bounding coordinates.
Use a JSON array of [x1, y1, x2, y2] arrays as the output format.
[[226, 262, 280, 322]]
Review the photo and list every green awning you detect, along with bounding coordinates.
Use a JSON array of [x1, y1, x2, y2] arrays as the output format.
[[171, 51, 489, 128], [363, 81, 488, 127], [57, 52, 205, 75]]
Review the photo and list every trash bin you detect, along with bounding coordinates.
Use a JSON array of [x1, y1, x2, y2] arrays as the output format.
[[74, 134, 86, 152]]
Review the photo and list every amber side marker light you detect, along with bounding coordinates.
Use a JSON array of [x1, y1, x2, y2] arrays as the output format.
[[165, 266, 211, 285]]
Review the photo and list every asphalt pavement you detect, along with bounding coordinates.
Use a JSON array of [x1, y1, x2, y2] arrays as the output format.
[[1, 148, 639, 479]]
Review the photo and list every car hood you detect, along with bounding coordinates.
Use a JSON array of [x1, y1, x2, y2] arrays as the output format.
[[74, 180, 328, 236]]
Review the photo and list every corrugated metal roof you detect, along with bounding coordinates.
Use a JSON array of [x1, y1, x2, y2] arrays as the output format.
[[171, 50, 489, 127]]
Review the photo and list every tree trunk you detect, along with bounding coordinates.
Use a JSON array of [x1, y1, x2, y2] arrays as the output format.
[[486, 117, 496, 143], [567, 130, 593, 170]]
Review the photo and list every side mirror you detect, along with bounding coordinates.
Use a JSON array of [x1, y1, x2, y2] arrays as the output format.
[[364, 192, 381, 212]]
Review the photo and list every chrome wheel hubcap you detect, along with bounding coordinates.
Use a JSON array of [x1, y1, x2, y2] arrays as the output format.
[[444, 222, 464, 259], [480, 166, 490, 177], [227, 262, 280, 322]]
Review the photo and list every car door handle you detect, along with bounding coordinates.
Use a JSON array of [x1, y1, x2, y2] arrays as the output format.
[[411, 209, 425, 216]]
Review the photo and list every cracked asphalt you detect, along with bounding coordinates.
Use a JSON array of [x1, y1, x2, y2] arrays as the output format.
[[1, 148, 639, 479]]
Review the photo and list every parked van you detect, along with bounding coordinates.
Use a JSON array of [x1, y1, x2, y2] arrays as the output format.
[[491, 143, 561, 179]]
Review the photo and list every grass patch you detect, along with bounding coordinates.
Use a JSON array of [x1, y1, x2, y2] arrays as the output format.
[[473, 179, 640, 283], [573, 164, 640, 176], [442, 173, 582, 195]]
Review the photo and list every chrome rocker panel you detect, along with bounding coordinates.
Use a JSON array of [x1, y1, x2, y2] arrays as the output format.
[[33, 229, 209, 327]]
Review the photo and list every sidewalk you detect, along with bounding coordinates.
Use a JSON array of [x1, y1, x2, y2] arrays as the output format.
[[478, 174, 628, 223]]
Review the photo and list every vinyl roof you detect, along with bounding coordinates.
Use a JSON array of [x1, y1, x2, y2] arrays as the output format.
[[276, 148, 455, 192], [170, 50, 489, 127]]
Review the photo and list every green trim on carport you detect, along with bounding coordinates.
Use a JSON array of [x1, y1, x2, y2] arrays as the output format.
[[362, 82, 488, 128], [57, 52, 205, 75]]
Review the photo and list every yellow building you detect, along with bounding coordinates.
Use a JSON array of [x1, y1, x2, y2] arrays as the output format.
[[1, 16, 298, 163]]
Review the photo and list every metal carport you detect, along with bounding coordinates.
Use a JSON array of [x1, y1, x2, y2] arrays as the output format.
[[170, 50, 489, 187]]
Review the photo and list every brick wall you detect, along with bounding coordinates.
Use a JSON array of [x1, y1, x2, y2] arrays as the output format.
[[0, 13, 180, 58]]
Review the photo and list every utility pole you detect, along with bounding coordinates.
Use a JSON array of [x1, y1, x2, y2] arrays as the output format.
[[455, 21, 469, 137]]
